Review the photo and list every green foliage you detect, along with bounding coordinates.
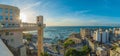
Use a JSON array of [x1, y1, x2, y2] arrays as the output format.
[[41, 52, 51, 56], [23, 33, 32, 38], [80, 45, 90, 55], [26, 37, 31, 42], [65, 48, 81, 56], [23, 33, 32, 41], [64, 38, 69, 41], [63, 39, 75, 48], [64, 45, 90, 56]]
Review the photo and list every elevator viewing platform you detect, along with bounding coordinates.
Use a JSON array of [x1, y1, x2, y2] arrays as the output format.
[[0, 4, 45, 56]]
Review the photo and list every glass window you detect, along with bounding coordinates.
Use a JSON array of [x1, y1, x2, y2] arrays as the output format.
[[0, 34, 1, 37], [2, 23, 4, 26], [10, 9, 13, 15], [10, 9, 12, 13], [9, 24, 11, 26], [10, 16, 12, 20], [5, 23, 8, 27], [0, 16, 3, 20], [12, 24, 14, 26], [5, 16, 8, 20], [0, 8, 3, 14], [10, 33, 13, 35], [5, 9, 8, 13]]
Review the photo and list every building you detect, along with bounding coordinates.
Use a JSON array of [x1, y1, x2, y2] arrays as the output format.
[[93, 29, 110, 43], [80, 28, 92, 39], [68, 33, 82, 44], [96, 47, 108, 56], [0, 4, 45, 56], [114, 28, 120, 37], [110, 46, 120, 56]]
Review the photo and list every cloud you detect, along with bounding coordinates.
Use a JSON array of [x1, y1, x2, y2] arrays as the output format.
[[76, 10, 90, 14], [45, 9, 120, 26], [22, 1, 42, 10], [1, 0, 120, 26]]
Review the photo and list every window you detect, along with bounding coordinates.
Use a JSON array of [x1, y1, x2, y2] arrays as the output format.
[[12, 24, 15, 26], [5, 32, 9, 35], [10, 16, 12, 20], [0, 34, 1, 37], [5, 23, 8, 27], [5, 9, 8, 13], [12, 24, 14, 26], [0, 16, 3, 20], [10, 9, 13, 15], [10, 9, 12, 13], [0, 8, 3, 14], [5, 32, 13, 36], [10, 33, 13, 35], [9, 24, 11, 26], [2, 23, 4, 26], [5, 16, 8, 20], [11, 39, 14, 42]]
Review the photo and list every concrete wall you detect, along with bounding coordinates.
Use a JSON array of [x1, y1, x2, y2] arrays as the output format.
[[20, 46, 27, 56], [0, 31, 23, 48]]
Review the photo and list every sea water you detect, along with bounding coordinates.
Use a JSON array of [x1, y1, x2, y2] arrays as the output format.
[[29, 26, 114, 43]]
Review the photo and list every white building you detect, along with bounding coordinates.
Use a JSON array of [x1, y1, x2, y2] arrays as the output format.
[[93, 29, 110, 43]]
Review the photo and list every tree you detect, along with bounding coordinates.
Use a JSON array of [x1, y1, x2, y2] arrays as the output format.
[[64, 45, 91, 56], [41, 52, 51, 56], [23, 33, 32, 38], [63, 39, 75, 48], [65, 48, 82, 56], [63, 39, 75, 54], [23, 33, 32, 42], [80, 45, 90, 55], [26, 37, 32, 42]]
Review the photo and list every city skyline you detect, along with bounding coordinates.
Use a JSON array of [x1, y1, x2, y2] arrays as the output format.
[[1, 0, 120, 26]]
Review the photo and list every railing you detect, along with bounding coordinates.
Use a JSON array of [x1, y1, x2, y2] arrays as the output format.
[[21, 22, 37, 27]]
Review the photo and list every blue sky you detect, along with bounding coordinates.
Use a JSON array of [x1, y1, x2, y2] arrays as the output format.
[[0, 0, 120, 26]]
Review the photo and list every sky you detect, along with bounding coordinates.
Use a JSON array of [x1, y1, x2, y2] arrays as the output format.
[[0, 0, 120, 26]]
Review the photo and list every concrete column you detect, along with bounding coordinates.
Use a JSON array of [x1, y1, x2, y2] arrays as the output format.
[[37, 16, 44, 56], [38, 27, 43, 56]]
